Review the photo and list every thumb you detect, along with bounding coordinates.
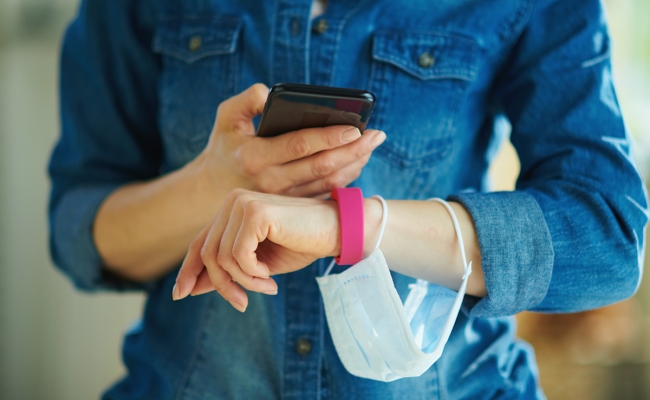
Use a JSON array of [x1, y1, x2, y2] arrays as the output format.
[[215, 83, 269, 133]]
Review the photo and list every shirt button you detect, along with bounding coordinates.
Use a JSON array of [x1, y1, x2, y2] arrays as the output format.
[[291, 19, 300, 36], [418, 52, 435, 68], [188, 35, 202, 52], [295, 339, 312, 356], [312, 19, 329, 34]]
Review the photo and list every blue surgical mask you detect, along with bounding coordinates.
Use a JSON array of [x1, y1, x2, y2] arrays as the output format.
[[316, 198, 472, 382]]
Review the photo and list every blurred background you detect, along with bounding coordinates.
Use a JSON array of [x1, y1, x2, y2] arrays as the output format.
[[0, 0, 648, 399]]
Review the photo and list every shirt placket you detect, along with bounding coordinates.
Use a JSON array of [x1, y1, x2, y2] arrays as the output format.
[[270, 1, 326, 398], [308, 0, 364, 87], [270, 0, 311, 85], [282, 263, 325, 399], [274, 2, 366, 398]]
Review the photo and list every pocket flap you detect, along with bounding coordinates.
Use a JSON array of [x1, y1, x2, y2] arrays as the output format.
[[372, 31, 480, 81], [153, 16, 242, 63]]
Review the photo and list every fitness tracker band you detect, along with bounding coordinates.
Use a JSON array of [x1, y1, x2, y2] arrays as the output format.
[[331, 188, 364, 265]]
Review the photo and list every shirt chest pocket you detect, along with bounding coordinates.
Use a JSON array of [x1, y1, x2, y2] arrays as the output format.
[[369, 31, 480, 170], [153, 16, 242, 167]]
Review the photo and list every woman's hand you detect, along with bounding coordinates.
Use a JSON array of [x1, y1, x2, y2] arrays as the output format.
[[93, 84, 385, 282], [197, 83, 386, 199], [173, 189, 341, 311]]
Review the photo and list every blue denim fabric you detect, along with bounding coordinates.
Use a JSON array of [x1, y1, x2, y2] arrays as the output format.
[[48, 0, 648, 398]]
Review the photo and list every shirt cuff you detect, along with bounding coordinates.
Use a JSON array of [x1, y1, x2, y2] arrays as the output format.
[[50, 185, 152, 291], [449, 191, 554, 317]]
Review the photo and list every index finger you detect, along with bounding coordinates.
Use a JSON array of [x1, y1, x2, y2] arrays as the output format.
[[251, 125, 362, 166], [173, 220, 213, 301]]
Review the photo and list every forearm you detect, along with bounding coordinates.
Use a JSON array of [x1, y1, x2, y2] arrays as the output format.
[[94, 154, 231, 282], [362, 199, 486, 297]]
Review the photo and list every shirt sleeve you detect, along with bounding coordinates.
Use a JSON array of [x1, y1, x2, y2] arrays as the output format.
[[48, 0, 161, 291], [451, 0, 648, 317]]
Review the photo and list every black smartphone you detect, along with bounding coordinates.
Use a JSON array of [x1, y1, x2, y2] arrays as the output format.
[[256, 83, 375, 138]]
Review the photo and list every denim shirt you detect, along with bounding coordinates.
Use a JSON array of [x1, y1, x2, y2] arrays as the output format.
[[48, 0, 648, 399]]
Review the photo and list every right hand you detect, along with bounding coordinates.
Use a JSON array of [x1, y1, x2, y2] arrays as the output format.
[[196, 83, 386, 198]]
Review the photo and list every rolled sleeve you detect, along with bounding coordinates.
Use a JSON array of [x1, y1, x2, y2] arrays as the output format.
[[450, 191, 553, 317], [51, 185, 151, 291], [48, 0, 161, 291], [450, 0, 647, 317]]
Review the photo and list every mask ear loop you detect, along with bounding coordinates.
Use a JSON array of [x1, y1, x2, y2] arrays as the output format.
[[428, 198, 472, 280], [324, 195, 388, 276]]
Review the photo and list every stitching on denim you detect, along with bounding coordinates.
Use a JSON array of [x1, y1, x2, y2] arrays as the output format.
[[372, 53, 476, 81], [155, 48, 236, 63], [279, 273, 286, 398], [496, 0, 536, 48], [327, 0, 367, 87], [158, 15, 241, 22], [581, 49, 611, 68], [374, 135, 455, 168], [367, 39, 385, 130], [153, 20, 241, 63], [231, 31, 241, 95], [371, 32, 480, 81], [304, 18, 311, 83], [317, 281, 324, 400], [175, 296, 212, 400], [375, 29, 481, 44], [269, 0, 280, 84]]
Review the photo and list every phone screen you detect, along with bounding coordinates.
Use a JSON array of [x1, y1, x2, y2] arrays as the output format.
[[257, 84, 375, 138]]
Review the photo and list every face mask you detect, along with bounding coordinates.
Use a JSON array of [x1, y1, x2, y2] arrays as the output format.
[[316, 197, 472, 382]]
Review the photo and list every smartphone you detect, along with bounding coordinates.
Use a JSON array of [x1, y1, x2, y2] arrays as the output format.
[[256, 83, 375, 138]]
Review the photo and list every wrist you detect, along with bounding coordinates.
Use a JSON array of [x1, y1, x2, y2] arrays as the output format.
[[326, 200, 342, 258], [186, 152, 219, 198], [189, 151, 247, 204], [363, 197, 384, 257]]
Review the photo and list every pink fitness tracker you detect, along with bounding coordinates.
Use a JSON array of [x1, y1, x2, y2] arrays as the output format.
[[331, 188, 364, 266]]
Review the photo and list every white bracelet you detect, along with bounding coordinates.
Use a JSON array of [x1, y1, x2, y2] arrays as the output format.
[[428, 198, 472, 279]]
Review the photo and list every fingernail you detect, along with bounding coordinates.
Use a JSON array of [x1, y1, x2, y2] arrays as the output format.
[[262, 290, 278, 295], [341, 127, 361, 143], [229, 301, 247, 313], [172, 283, 181, 301], [371, 131, 386, 148]]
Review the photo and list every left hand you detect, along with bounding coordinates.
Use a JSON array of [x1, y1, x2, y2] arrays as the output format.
[[172, 189, 341, 311]]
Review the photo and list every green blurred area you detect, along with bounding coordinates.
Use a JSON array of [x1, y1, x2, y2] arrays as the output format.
[[605, 0, 650, 149]]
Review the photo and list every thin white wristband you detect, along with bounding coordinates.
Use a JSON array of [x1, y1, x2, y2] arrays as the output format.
[[371, 195, 388, 252], [428, 198, 472, 279]]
